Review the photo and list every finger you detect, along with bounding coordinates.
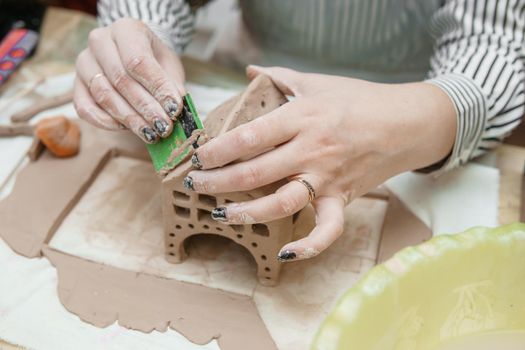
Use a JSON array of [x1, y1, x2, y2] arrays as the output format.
[[88, 28, 172, 138], [152, 35, 186, 95], [191, 103, 299, 170], [277, 196, 345, 262], [76, 50, 159, 143], [184, 142, 300, 194], [246, 65, 305, 97], [112, 19, 184, 119], [73, 77, 123, 131], [209, 174, 321, 224]]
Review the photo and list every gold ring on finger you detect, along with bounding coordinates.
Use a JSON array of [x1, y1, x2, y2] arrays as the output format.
[[290, 176, 316, 203], [88, 73, 105, 90]]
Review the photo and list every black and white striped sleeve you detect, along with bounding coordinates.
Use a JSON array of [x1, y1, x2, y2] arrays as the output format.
[[426, 0, 525, 173], [97, 0, 195, 53]]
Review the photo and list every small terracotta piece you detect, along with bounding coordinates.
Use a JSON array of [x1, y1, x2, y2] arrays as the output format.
[[35, 116, 81, 157], [162, 75, 292, 286]]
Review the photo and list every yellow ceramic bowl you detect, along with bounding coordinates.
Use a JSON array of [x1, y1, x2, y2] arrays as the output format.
[[313, 223, 525, 350]]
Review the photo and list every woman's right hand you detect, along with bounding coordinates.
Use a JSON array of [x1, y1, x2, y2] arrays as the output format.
[[74, 18, 186, 143]]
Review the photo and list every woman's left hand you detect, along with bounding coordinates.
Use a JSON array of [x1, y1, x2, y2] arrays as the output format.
[[184, 66, 457, 261]]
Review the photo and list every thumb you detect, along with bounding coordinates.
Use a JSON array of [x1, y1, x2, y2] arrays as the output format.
[[246, 65, 306, 97]]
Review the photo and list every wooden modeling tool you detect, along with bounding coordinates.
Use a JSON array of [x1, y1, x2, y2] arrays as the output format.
[[10, 89, 73, 123], [147, 93, 204, 175]]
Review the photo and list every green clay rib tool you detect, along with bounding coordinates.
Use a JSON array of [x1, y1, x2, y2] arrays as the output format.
[[146, 93, 204, 174]]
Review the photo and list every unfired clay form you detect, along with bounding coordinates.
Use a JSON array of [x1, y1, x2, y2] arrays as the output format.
[[162, 75, 293, 286]]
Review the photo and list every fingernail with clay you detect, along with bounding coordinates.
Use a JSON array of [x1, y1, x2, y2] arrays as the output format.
[[164, 99, 179, 120], [153, 118, 170, 138], [183, 176, 194, 191], [277, 250, 297, 262], [211, 207, 227, 221], [141, 126, 159, 143], [191, 153, 203, 169]]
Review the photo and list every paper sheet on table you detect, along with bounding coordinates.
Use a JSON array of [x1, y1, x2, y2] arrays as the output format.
[[386, 164, 500, 235]]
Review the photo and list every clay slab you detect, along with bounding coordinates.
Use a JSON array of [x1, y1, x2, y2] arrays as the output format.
[[43, 246, 275, 350]]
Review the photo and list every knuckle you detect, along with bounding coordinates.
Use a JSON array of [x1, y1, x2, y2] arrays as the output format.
[[112, 69, 131, 91], [92, 87, 112, 107], [240, 164, 261, 188], [134, 100, 153, 117], [149, 75, 170, 98], [236, 126, 261, 149], [124, 55, 149, 76]]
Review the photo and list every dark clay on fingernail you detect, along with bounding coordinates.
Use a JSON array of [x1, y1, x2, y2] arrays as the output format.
[[141, 127, 159, 143], [153, 118, 170, 138], [183, 176, 194, 191], [164, 99, 179, 120], [191, 153, 202, 169], [211, 207, 227, 221], [277, 250, 296, 262]]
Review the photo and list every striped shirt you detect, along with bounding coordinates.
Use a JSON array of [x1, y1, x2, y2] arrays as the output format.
[[98, 0, 525, 173]]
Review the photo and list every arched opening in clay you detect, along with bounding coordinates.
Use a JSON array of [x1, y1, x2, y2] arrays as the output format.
[[182, 233, 260, 274]]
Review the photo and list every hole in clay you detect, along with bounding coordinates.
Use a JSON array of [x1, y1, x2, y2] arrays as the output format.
[[231, 225, 244, 232], [174, 205, 190, 218], [173, 191, 190, 201], [251, 242, 258, 248], [252, 224, 269, 237], [265, 277, 271, 280], [216, 227, 223, 231], [169, 233, 175, 237], [169, 252, 175, 256], [183, 234, 257, 272], [203, 224, 210, 229], [175, 225, 182, 229], [188, 223, 194, 229], [261, 100, 266, 108], [265, 267, 270, 272], [198, 194, 217, 207], [197, 208, 212, 221], [169, 243, 174, 247], [261, 255, 267, 260], [292, 211, 301, 224], [236, 234, 243, 239]]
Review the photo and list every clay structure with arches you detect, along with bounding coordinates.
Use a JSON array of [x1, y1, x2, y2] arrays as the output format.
[[161, 75, 297, 286]]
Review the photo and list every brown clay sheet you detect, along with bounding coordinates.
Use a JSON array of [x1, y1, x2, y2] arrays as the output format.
[[43, 246, 276, 350]]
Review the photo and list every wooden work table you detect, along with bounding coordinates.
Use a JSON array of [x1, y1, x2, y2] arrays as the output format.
[[0, 6, 524, 350]]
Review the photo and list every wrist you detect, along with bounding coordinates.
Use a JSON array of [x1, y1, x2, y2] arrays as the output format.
[[379, 82, 457, 174]]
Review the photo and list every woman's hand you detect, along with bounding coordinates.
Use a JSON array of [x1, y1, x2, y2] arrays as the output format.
[[73, 18, 186, 143], [184, 66, 457, 261]]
